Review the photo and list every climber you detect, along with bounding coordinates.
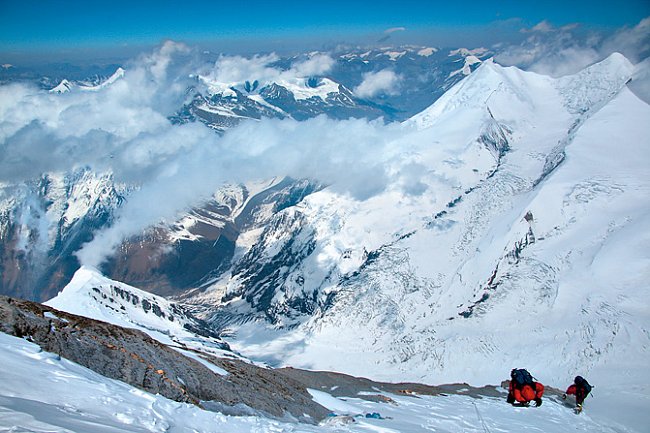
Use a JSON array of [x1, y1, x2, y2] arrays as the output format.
[[563, 376, 592, 413], [506, 368, 545, 407]]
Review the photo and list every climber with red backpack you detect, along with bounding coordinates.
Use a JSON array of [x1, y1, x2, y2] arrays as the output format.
[[506, 368, 545, 407]]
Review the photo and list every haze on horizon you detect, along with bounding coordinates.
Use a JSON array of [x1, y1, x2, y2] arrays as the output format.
[[1, 0, 649, 65]]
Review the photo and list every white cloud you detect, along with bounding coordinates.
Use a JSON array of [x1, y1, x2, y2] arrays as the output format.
[[602, 16, 650, 62], [529, 46, 601, 78], [8, 17, 646, 270], [0, 41, 197, 183], [292, 53, 335, 77], [384, 27, 406, 34], [205, 53, 282, 85], [353, 70, 401, 98], [528, 20, 554, 33], [73, 114, 412, 267], [0, 42, 425, 268], [521, 20, 579, 34]]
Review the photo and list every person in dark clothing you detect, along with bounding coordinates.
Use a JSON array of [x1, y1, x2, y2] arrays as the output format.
[[563, 375, 592, 413]]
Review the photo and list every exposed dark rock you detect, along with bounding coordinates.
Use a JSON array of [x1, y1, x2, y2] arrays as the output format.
[[0, 296, 329, 422], [277, 367, 505, 400]]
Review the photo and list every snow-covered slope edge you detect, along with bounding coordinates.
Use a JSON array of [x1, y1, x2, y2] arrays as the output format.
[[50, 68, 125, 93]]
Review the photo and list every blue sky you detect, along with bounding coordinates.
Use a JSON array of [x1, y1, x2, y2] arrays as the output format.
[[0, 0, 648, 58]]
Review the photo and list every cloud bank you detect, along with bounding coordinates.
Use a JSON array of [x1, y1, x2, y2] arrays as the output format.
[[0, 43, 422, 268], [2, 17, 647, 268], [74, 114, 414, 267]]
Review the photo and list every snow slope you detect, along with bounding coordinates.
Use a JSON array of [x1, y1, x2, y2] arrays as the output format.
[[0, 331, 632, 433], [209, 54, 649, 432]]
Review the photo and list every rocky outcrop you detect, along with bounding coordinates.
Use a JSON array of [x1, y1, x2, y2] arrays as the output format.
[[0, 296, 329, 422]]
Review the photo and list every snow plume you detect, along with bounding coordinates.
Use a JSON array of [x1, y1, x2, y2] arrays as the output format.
[[496, 17, 650, 77], [353, 69, 401, 98], [378, 26, 406, 43]]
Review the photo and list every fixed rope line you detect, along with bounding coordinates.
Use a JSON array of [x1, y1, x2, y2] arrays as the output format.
[[473, 401, 491, 433]]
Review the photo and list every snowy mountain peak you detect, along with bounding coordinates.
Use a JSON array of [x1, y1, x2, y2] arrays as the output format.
[[409, 57, 522, 128], [449, 55, 483, 78], [50, 79, 73, 93], [47, 266, 191, 330], [48, 68, 125, 93], [557, 52, 634, 114], [412, 52, 636, 132], [45, 266, 229, 354], [100, 67, 125, 86], [207, 58, 650, 433]]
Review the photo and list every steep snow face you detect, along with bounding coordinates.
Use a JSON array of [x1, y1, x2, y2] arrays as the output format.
[[628, 56, 650, 103], [46, 266, 231, 357], [0, 331, 634, 433], [207, 54, 649, 431], [556, 52, 634, 114]]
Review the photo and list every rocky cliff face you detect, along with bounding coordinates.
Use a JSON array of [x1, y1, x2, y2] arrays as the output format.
[[1, 294, 520, 423]]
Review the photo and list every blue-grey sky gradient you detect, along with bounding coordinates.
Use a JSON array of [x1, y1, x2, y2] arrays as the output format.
[[1, 0, 648, 64], [2, 0, 649, 46]]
